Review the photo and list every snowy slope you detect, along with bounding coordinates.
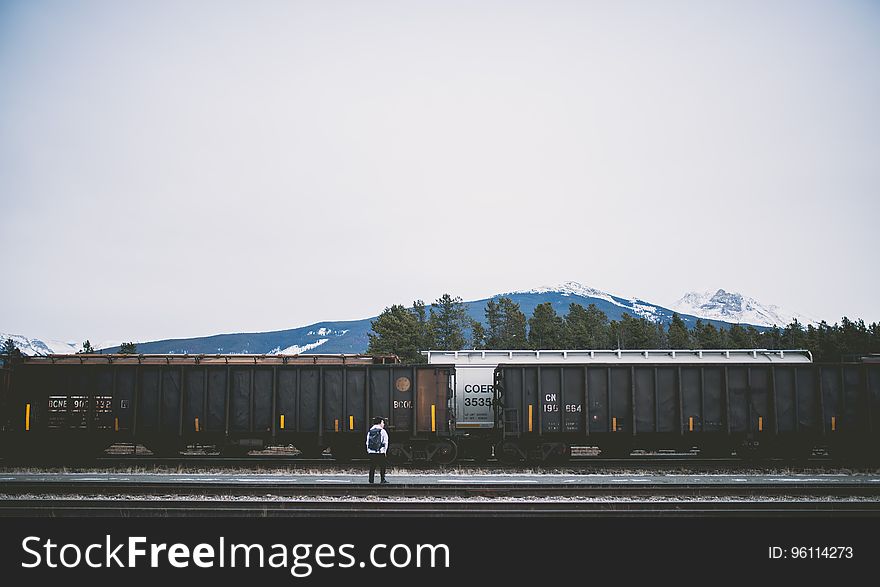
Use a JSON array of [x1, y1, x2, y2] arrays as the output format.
[[100, 323, 366, 355], [671, 289, 818, 327], [522, 281, 663, 322], [0, 332, 79, 355]]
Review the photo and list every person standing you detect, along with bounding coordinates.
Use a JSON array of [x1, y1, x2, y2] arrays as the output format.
[[366, 417, 389, 484]]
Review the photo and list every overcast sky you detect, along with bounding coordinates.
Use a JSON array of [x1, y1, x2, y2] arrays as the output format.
[[1, 0, 878, 344]]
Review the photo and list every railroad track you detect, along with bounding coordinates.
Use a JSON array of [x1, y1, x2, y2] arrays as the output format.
[[0, 454, 850, 472], [4, 473, 878, 516], [2, 478, 879, 498]]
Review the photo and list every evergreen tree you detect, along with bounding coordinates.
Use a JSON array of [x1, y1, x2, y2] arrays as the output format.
[[656, 321, 668, 349], [367, 304, 427, 363], [811, 321, 840, 362], [838, 317, 871, 360], [781, 319, 807, 349], [2, 338, 23, 360], [501, 298, 528, 349], [761, 326, 783, 350], [485, 299, 503, 348], [485, 297, 527, 349], [716, 325, 732, 349], [667, 313, 691, 348], [528, 302, 564, 349], [608, 320, 622, 349], [805, 324, 819, 357], [78, 340, 95, 354], [563, 303, 610, 348], [613, 313, 660, 349], [470, 320, 486, 350], [727, 323, 756, 348], [612, 313, 633, 349], [693, 320, 723, 348], [428, 294, 470, 350], [641, 317, 662, 348], [119, 342, 137, 354], [411, 300, 433, 353], [745, 326, 763, 348], [870, 322, 880, 355]]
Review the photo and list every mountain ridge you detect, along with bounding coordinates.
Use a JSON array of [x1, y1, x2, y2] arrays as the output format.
[[3, 282, 814, 356]]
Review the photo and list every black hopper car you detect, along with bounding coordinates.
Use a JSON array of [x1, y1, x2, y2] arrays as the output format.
[[493, 358, 880, 463], [0, 354, 456, 464]]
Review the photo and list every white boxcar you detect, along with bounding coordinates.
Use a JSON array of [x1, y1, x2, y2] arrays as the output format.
[[424, 349, 813, 430]]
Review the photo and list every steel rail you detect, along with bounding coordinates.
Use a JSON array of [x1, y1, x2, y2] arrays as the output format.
[[2, 479, 879, 498]]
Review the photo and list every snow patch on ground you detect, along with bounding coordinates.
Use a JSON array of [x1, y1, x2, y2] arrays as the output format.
[[269, 339, 330, 355]]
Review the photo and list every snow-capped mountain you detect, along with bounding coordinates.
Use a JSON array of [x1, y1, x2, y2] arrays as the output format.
[[3, 282, 819, 356], [671, 289, 817, 327], [526, 281, 620, 304], [0, 332, 128, 357], [521, 281, 664, 322], [0, 332, 122, 356], [0, 332, 78, 356]]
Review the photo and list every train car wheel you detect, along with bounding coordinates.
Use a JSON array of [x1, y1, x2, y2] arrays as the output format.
[[548, 443, 572, 463], [387, 445, 410, 464], [430, 440, 458, 465]]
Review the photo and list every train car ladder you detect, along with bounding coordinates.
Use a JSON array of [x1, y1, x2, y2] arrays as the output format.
[[502, 408, 521, 439]]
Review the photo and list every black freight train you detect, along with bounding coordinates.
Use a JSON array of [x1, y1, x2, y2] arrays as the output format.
[[0, 354, 457, 464], [1, 352, 878, 464], [492, 359, 880, 463]]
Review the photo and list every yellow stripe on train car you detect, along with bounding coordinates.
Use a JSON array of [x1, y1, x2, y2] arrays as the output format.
[[25, 403, 30, 431], [431, 404, 436, 432], [280, 414, 285, 429], [350, 415, 354, 431]]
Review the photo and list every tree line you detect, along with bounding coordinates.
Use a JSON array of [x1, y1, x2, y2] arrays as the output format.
[[367, 295, 880, 363]]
